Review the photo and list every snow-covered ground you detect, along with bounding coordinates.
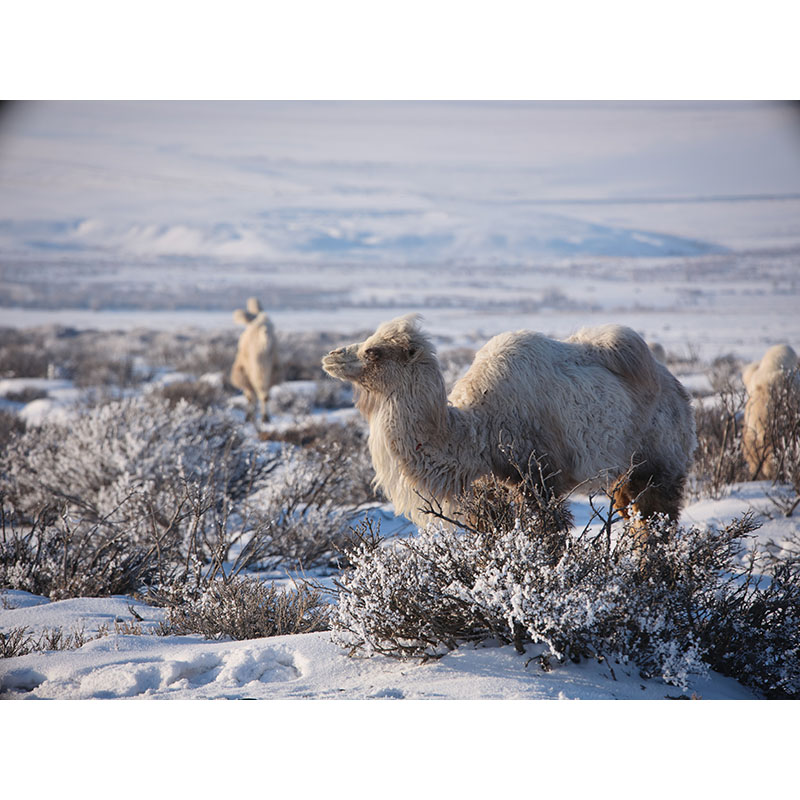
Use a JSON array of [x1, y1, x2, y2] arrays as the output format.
[[0, 475, 792, 702], [2, 101, 799, 713], [0, 598, 758, 701]]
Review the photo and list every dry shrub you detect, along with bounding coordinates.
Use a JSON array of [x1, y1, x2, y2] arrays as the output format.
[[155, 379, 228, 411], [275, 330, 372, 383], [313, 379, 354, 410], [3, 387, 48, 404], [690, 379, 749, 498], [760, 368, 800, 515], [71, 353, 150, 388], [439, 346, 476, 392], [267, 383, 315, 417], [233, 429, 376, 572], [0, 328, 50, 378], [152, 573, 330, 640], [334, 460, 800, 697], [708, 353, 742, 393], [260, 419, 332, 448], [274, 332, 334, 383], [0, 500, 160, 600], [265, 379, 353, 417], [172, 332, 239, 376], [0, 409, 26, 455], [0, 619, 145, 660], [2, 395, 278, 562]]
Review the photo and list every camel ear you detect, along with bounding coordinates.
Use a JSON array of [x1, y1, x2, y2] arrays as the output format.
[[407, 344, 421, 362]]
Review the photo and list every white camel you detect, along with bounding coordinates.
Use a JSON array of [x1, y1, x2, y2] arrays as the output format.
[[741, 343, 798, 480], [322, 314, 696, 529], [230, 297, 279, 423]]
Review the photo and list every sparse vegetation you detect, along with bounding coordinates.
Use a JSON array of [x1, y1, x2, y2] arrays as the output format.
[[333, 463, 800, 698], [1, 395, 278, 559], [690, 378, 750, 498], [0, 409, 26, 454], [154, 378, 228, 411], [0, 624, 115, 658], [151, 572, 330, 640], [2, 322, 799, 700], [0, 500, 161, 600], [761, 368, 800, 515], [0, 327, 51, 378]]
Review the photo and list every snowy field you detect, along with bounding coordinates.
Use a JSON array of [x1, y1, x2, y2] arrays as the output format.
[[0, 482, 790, 701], [2, 101, 800, 725]]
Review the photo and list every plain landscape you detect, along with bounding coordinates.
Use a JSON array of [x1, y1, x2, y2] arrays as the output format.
[[2, 101, 800, 702]]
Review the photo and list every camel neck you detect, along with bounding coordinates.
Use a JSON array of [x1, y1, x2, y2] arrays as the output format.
[[373, 381, 479, 507]]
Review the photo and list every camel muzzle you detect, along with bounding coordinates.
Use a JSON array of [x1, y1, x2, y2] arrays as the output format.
[[322, 346, 364, 381]]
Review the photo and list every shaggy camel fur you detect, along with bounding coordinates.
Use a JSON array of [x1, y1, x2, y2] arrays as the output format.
[[322, 314, 696, 529], [742, 343, 798, 480], [230, 297, 278, 423]]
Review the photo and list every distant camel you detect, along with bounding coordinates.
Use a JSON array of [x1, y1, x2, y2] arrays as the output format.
[[230, 297, 278, 423], [323, 314, 696, 529], [742, 343, 798, 480], [648, 342, 666, 363]]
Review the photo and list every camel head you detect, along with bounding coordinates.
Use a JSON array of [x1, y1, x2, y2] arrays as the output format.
[[233, 297, 264, 326], [322, 314, 435, 393]]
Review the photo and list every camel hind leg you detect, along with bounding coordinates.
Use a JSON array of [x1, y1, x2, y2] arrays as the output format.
[[230, 363, 258, 421], [256, 388, 270, 423]]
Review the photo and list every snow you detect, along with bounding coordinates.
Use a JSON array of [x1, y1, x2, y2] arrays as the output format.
[[1, 101, 798, 784], [1, 481, 792, 702], [0, 623, 758, 701], [3, 102, 800, 262]]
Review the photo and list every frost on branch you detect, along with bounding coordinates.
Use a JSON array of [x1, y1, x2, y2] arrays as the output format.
[[1, 395, 277, 562], [333, 470, 800, 697]]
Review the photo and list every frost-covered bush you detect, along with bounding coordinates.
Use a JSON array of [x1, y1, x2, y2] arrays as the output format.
[[690, 380, 749, 498], [0, 501, 158, 599], [261, 417, 378, 505], [697, 539, 800, 698], [313, 378, 354, 410], [439, 346, 475, 392], [333, 473, 800, 697], [761, 367, 800, 515], [0, 409, 26, 454], [152, 572, 330, 640], [154, 378, 228, 411], [0, 327, 50, 378], [2, 394, 277, 562], [236, 436, 373, 571]]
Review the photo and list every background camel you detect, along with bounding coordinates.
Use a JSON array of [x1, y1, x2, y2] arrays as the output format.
[[230, 297, 279, 423], [742, 343, 798, 480], [322, 314, 696, 529]]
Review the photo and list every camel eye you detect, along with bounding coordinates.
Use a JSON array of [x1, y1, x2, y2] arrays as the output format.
[[364, 347, 383, 361]]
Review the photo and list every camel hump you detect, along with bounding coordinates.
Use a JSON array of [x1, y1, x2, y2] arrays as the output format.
[[568, 324, 660, 393], [760, 344, 797, 375], [744, 343, 797, 393]]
